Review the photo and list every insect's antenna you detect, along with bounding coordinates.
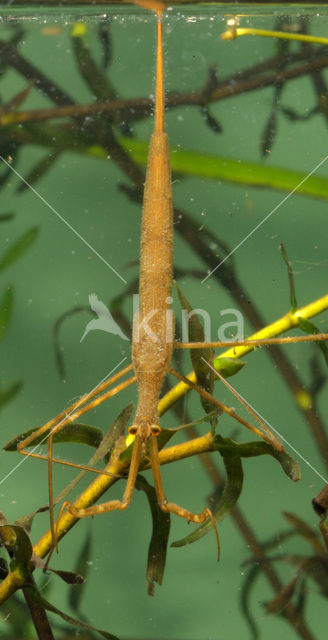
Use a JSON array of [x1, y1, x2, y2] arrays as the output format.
[[155, 11, 164, 134]]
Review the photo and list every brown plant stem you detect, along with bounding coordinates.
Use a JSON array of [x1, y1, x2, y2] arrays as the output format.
[[2, 49, 328, 127], [23, 578, 55, 640]]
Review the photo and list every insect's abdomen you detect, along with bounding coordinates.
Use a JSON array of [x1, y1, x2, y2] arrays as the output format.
[[132, 129, 174, 426]]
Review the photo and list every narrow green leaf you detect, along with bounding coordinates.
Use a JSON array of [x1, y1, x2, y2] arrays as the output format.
[[25, 583, 120, 639], [0, 286, 14, 341], [171, 446, 243, 547], [266, 575, 299, 614], [172, 435, 300, 548], [294, 577, 307, 618], [120, 137, 328, 201], [298, 318, 328, 367], [7, 81, 33, 111], [261, 109, 277, 156], [31, 550, 85, 585], [214, 356, 246, 378], [283, 511, 324, 552], [0, 227, 39, 273], [0, 212, 14, 222], [100, 404, 133, 463], [50, 568, 85, 585], [3, 422, 104, 451], [240, 565, 261, 640], [0, 525, 33, 576], [0, 379, 22, 410], [280, 243, 297, 311], [17, 150, 61, 193], [136, 475, 170, 596], [212, 436, 301, 482], [69, 531, 92, 615], [201, 105, 222, 134], [302, 556, 328, 597], [72, 24, 116, 102]]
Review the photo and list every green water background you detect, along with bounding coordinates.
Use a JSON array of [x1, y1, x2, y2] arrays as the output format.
[[0, 3, 327, 638]]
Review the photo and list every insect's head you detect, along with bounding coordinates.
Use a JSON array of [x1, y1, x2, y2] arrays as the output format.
[[128, 419, 161, 443]]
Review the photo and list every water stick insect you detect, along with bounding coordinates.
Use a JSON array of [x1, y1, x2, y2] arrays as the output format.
[[9, 2, 328, 562]]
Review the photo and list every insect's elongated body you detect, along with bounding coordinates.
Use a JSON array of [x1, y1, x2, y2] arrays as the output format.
[[121, 11, 217, 541], [131, 12, 174, 444]]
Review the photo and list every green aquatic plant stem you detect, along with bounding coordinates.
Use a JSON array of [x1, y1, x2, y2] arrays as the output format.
[[221, 27, 328, 47]]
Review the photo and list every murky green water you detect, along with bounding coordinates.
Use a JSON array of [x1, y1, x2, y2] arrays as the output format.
[[0, 3, 327, 639]]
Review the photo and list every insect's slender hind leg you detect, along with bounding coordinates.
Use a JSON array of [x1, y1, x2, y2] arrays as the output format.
[[59, 434, 143, 519], [149, 435, 220, 559], [44, 434, 143, 567]]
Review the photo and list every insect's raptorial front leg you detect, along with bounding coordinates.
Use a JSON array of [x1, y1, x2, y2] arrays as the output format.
[[149, 434, 220, 558], [61, 435, 143, 519]]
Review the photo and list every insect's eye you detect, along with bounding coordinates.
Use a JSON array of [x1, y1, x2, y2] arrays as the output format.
[[128, 425, 137, 435], [151, 425, 161, 436]]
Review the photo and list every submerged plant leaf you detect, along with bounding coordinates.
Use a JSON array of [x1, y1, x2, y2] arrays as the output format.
[[213, 437, 301, 482], [98, 22, 112, 69], [266, 575, 299, 614], [136, 476, 170, 596], [283, 511, 324, 553], [240, 564, 261, 640], [172, 435, 300, 548], [0, 212, 14, 222], [17, 149, 61, 193], [69, 531, 92, 616], [313, 484, 328, 518], [72, 22, 116, 102], [3, 422, 104, 451], [302, 556, 328, 597], [0, 227, 39, 273], [280, 243, 297, 311], [261, 110, 277, 156], [0, 379, 22, 410], [0, 286, 14, 342], [100, 403, 133, 463], [24, 582, 119, 640], [172, 440, 243, 547], [0, 524, 33, 578], [298, 318, 328, 367], [294, 576, 307, 618], [31, 550, 85, 584], [120, 137, 328, 201], [5, 81, 33, 112], [49, 567, 85, 585], [201, 105, 222, 134], [214, 356, 245, 378]]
